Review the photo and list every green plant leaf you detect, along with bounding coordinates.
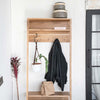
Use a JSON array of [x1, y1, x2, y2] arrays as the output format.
[[39, 54, 48, 73]]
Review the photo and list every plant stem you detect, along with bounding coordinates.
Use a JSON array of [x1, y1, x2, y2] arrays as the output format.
[[16, 79, 19, 100], [39, 54, 48, 72]]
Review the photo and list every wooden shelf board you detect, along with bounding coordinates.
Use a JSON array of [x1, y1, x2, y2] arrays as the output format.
[[28, 18, 70, 21], [28, 29, 70, 32], [28, 34, 70, 42], [28, 91, 70, 98], [28, 97, 69, 100]]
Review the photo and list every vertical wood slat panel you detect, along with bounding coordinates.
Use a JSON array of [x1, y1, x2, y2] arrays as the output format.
[[69, 19, 72, 100], [26, 20, 29, 100]]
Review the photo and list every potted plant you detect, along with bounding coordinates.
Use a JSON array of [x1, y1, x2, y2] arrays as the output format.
[[32, 54, 42, 72], [32, 38, 48, 72], [32, 54, 48, 72]]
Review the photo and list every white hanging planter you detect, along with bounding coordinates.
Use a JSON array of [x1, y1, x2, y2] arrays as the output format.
[[32, 63, 42, 72]]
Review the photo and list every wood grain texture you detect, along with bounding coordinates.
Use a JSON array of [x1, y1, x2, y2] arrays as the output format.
[[28, 18, 70, 30], [28, 97, 69, 100], [28, 18, 70, 21], [27, 18, 72, 100], [28, 91, 70, 97], [26, 20, 29, 100], [28, 29, 70, 34], [28, 29, 70, 32], [28, 21, 70, 30], [28, 34, 70, 42], [28, 91, 69, 100], [69, 19, 72, 100]]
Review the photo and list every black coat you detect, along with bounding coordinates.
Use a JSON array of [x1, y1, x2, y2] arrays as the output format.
[[45, 39, 68, 91]]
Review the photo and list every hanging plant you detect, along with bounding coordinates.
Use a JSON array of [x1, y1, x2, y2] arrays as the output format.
[[32, 39, 48, 72], [32, 54, 48, 72], [10, 57, 21, 100]]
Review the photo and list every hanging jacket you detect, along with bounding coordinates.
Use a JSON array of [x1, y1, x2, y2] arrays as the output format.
[[45, 39, 68, 91]]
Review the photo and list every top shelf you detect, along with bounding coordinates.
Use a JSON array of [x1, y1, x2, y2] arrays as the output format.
[[28, 18, 71, 21], [27, 18, 71, 42], [27, 18, 71, 31]]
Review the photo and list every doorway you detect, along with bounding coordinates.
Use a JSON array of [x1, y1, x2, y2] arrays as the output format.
[[86, 10, 100, 100]]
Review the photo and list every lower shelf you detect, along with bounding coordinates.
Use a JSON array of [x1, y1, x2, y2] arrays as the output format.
[[28, 91, 70, 100]]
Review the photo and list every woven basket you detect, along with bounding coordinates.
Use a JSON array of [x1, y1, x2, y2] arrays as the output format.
[[53, 10, 67, 18], [54, 2, 65, 10]]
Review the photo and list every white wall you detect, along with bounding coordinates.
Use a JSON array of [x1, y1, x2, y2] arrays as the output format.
[[0, 0, 12, 100], [86, 0, 100, 9], [3, 0, 100, 100], [71, 0, 85, 100], [11, 0, 86, 100]]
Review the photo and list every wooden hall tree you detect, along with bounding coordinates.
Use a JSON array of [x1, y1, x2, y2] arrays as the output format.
[[26, 18, 72, 100]]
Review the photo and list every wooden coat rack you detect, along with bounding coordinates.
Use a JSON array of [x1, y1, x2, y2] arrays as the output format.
[[27, 18, 72, 100]]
